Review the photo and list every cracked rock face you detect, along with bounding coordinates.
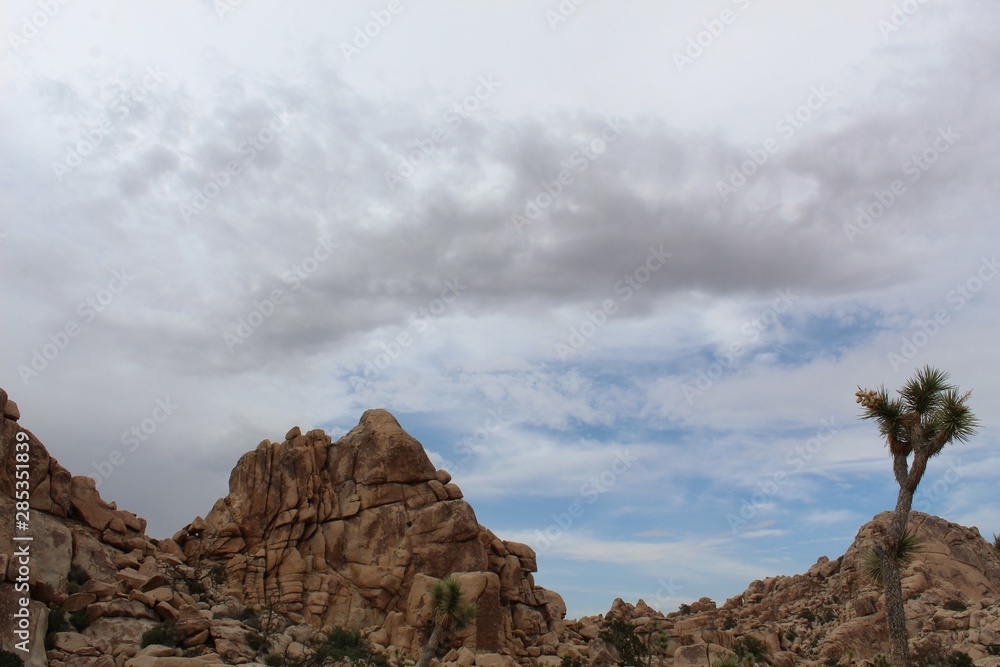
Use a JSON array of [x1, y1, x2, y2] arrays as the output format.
[[177, 409, 565, 656]]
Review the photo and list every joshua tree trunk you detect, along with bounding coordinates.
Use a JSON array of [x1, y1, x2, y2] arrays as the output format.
[[418, 623, 445, 667]]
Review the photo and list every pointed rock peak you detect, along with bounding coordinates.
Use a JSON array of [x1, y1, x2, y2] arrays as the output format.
[[350, 408, 436, 485]]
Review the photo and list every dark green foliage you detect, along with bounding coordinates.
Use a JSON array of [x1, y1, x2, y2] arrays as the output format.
[[861, 528, 924, 585], [677, 603, 692, 615], [141, 622, 179, 648], [560, 657, 587, 667], [947, 652, 974, 667], [68, 565, 91, 586], [241, 606, 260, 629], [247, 630, 269, 653], [0, 651, 25, 667], [992, 533, 999, 555], [798, 608, 816, 623], [713, 655, 741, 667], [264, 654, 284, 667], [943, 599, 967, 612], [721, 614, 737, 630], [48, 608, 70, 633], [312, 626, 388, 667], [598, 618, 648, 667], [732, 635, 767, 664], [70, 608, 90, 633], [784, 628, 797, 642], [986, 645, 1000, 656], [872, 654, 891, 667], [210, 563, 227, 584]]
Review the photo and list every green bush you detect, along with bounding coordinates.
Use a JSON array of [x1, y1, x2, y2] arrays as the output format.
[[312, 627, 388, 667], [721, 614, 737, 630], [732, 635, 768, 664], [784, 628, 797, 642], [141, 622, 179, 648], [948, 652, 974, 667], [678, 603, 692, 615], [598, 618, 648, 667], [987, 645, 1000, 657], [0, 651, 25, 667], [798, 608, 816, 623], [872, 654, 891, 667], [68, 565, 90, 586], [713, 655, 741, 667], [70, 609, 90, 633], [944, 599, 967, 612], [247, 630, 269, 653], [241, 606, 260, 629], [264, 653, 284, 667], [210, 564, 227, 584], [560, 658, 587, 667]]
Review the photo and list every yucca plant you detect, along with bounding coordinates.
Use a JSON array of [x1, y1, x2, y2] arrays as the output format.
[[861, 528, 923, 585], [856, 366, 978, 667], [417, 576, 477, 667]]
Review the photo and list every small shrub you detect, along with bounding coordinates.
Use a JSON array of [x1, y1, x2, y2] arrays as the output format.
[[798, 608, 816, 623], [68, 565, 90, 586], [312, 626, 387, 667], [678, 603, 692, 615], [264, 653, 284, 667], [986, 644, 1000, 657], [70, 609, 90, 633], [241, 606, 260, 629], [67, 580, 81, 595], [721, 614, 737, 630], [943, 599, 967, 612], [141, 622, 179, 648], [784, 628, 797, 642], [0, 651, 25, 667], [560, 658, 587, 667], [947, 652, 974, 667], [992, 532, 1000, 555], [872, 654, 891, 667], [713, 655, 741, 667], [247, 630, 269, 653], [210, 564, 227, 585], [732, 635, 768, 663], [598, 618, 648, 667]]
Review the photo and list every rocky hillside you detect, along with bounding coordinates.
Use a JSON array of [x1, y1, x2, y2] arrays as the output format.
[[2, 385, 1000, 667]]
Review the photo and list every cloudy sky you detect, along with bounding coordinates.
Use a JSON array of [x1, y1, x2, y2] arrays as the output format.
[[3, 0, 999, 617]]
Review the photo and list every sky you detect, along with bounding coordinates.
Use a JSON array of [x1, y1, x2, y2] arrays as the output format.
[[2, 0, 999, 618]]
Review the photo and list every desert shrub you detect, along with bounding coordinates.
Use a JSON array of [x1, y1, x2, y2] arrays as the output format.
[[598, 618, 647, 667], [141, 622, 179, 648], [69, 608, 90, 633], [947, 652, 974, 667], [312, 626, 387, 667], [798, 608, 816, 623], [722, 614, 737, 630], [943, 599, 967, 612], [987, 644, 1000, 656], [247, 630, 269, 653], [713, 655, 741, 667], [0, 651, 24, 667], [241, 606, 260, 629], [872, 654, 891, 667], [210, 563, 227, 584], [784, 628, 797, 642], [678, 603, 692, 615], [560, 658, 587, 667], [732, 635, 768, 664], [264, 653, 284, 667], [68, 565, 90, 586]]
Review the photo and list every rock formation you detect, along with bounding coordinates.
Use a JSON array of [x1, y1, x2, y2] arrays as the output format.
[[3, 384, 1000, 667]]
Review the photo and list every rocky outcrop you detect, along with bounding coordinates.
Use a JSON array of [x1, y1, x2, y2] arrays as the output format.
[[174, 410, 565, 659]]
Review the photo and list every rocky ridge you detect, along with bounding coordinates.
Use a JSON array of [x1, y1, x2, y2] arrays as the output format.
[[2, 387, 1000, 667]]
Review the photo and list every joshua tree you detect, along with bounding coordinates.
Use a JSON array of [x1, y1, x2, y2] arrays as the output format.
[[418, 576, 478, 667], [856, 366, 978, 667]]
